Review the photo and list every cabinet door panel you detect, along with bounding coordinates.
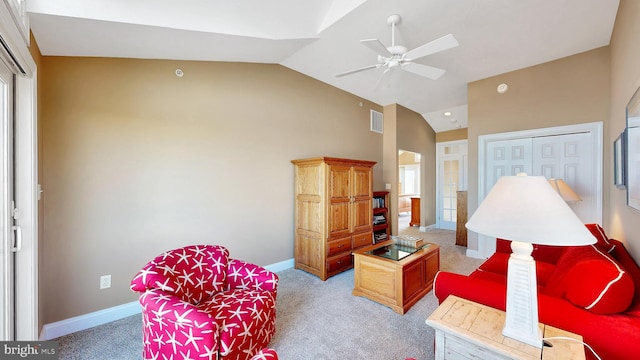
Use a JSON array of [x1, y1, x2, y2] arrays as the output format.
[[353, 166, 373, 233], [328, 165, 353, 238], [329, 202, 350, 237], [403, 260, 425, 301], [329, 165, 351, 199], [352, 166, 372, 198], [425, 250, 440, 289], [353, 198, 372, 233]]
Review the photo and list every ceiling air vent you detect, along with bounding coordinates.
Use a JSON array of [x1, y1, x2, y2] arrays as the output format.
[[370, 110, 383, 134]]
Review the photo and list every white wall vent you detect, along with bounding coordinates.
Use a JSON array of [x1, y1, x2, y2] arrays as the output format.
[[370, 110, 383, 134]]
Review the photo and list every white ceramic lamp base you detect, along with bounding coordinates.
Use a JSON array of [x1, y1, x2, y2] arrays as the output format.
[[503, 241, 543, 348]]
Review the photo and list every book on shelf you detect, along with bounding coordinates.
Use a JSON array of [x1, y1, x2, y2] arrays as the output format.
[[374, 233, 388, 242], [373, 215, 386, 225], [373, 197, 386, 209], [391, 235, 424, 248]]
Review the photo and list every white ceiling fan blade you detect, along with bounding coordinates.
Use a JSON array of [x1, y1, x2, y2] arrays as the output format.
[[404, 34, 458, 61], [402, 62, 446, 80], [361, 39, 392, 57], [336, 64, 380, 78], [375, 68, 394, 90]]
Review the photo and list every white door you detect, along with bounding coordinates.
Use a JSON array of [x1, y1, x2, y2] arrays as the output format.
[[0, 62, 15, 340], [532, 132, 595, 223], [437, 141, 467, 230], [400, 165, 420, 195], [477, 126, 601, 259]]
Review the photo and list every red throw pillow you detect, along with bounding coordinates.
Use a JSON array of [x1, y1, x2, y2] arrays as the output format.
[[545, 245, 634, 314], [585, 223, 616, 253]]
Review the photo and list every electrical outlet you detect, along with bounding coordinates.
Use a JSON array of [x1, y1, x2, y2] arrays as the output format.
[[100, 275, 111, 289]]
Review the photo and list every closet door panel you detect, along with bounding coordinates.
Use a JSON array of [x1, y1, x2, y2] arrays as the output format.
[[485, 138, 533, 194], [532, 132, 595, 223]]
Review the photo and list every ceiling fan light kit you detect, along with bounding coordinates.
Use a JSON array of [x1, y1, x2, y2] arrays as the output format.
[[336, 14, 458, 81]]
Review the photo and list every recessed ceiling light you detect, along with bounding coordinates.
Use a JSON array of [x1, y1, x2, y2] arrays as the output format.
[[450, 118, 457, 123], [443, 111, 452, 117]]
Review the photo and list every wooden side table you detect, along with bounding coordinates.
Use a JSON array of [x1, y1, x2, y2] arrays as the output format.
[[410, 197, 420, 226], [426, 295, 586, 360], [455, 191, 467, 246]]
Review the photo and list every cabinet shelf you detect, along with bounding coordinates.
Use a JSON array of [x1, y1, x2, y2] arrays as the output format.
[[373, 191, 390, 243], [373, 224, 387, 232]]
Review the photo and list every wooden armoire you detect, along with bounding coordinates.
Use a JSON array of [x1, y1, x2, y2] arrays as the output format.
[[291, 157, 376, 280]]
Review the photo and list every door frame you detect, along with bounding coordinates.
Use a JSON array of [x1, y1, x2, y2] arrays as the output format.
[[436, 140, 468, 230], [0, 0, 38, 340], [0, 55, 15, 341], [472, 121, 603, 259], [15, 71, 38, 340]]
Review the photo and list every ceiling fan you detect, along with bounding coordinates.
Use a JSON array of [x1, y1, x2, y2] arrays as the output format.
[[336, 14, 458, 81]]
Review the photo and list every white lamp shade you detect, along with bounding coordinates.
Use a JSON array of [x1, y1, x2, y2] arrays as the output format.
[[466, 175, 595, 246], [548, 178, 581, 203]]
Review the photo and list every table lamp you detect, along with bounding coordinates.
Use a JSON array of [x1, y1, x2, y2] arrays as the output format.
[[548, 178, 582, 203], [466, 173, 595, 347]]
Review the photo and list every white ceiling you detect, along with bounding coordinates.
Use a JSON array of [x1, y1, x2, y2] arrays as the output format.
[[27, 0, 619, 132]]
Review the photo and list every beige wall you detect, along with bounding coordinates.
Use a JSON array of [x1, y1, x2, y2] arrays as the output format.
[[382, 105, 398, 233], [467, 47, 610, 252], [382, 104, 436, 233], [40, 57, 384, 323], [399, 151, 420, 165], [609, 0, 640, 260], [436, 128, 467, 143], [396, 105, 437, 228]]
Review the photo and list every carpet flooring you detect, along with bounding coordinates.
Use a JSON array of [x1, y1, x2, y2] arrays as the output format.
[[53, 222, 482, 359]]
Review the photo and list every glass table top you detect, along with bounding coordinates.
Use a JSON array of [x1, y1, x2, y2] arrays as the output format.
[[365, 243, 431, 261]]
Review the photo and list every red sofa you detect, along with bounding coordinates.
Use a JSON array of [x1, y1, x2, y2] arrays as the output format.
[[434, 224, 640, 360]]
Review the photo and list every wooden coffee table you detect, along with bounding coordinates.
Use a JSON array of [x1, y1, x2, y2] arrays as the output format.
[[352, 240, 440, 314]]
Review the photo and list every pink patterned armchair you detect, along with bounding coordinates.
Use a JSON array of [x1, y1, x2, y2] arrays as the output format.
[[250, 348, 278, 360], [130, 245, 278, 360]]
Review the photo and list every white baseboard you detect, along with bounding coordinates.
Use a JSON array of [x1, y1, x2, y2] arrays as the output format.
[[39, 258, 295, 340], [419, 224, 436, 232], [265, 258, 294, 273], [39, 301, 141, 340], [466, 248, 484, 259]]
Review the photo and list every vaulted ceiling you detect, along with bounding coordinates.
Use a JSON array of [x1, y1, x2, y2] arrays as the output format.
[[27, 0, 619, 132]]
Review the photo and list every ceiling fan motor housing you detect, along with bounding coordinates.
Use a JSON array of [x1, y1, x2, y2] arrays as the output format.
[[387, 45, 407, 56]]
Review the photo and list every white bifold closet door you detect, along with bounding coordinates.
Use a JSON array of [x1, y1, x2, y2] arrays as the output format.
[[485, 131, 595, 224]]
